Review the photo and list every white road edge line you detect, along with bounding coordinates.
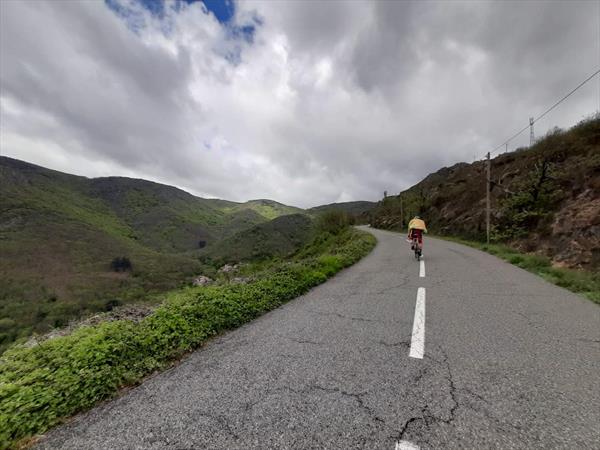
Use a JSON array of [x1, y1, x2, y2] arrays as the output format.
[[419, 259, 425, 278], [409, 287, 426, 359], [396, 440, 420, 450]]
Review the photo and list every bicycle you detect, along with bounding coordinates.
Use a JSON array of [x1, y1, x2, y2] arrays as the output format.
[[412, 237, 422, 261]]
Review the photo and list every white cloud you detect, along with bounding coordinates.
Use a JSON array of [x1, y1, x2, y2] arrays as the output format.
[[1, 0, 598, 208]]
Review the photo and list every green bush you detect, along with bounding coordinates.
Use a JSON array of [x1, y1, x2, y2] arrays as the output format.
[[0, 229, 376, 449], [508, 254, 524, 265], [110, 257, 132, 272], [316, 210, 353, 235]]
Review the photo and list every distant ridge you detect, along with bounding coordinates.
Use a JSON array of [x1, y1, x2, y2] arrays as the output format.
[[308, 201, 376, 217]]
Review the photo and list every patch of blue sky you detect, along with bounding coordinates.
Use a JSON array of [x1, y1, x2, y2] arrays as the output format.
[[105, 0, 148, 34], [192, 0, 258, 44], [229, 23, 257, 44], [122, 0, 234, 23], [195, 0, 234, 24], [138, 0, 165, 16]]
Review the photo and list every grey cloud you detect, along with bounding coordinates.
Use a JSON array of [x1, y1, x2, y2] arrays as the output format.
[[1, 0, 598, 208], [1, 1, 196, 170], [57, 1, 191, 101], [350, 1, 427, 93]]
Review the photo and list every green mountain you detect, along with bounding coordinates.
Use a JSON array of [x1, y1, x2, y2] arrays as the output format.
[[221, 199, 305, 221], [0, 157, 303, 350], [370, 116, 600, 269], [308, 201, 375, 222], [200, 214, 315, 265]]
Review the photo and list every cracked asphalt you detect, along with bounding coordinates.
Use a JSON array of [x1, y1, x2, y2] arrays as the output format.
[[36, 227, 600, 449]]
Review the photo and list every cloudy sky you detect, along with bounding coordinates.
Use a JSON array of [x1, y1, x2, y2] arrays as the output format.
[[1, 0, 599, 208]]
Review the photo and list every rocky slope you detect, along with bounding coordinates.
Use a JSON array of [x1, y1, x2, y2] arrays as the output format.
[[370, 116, 600, 269]]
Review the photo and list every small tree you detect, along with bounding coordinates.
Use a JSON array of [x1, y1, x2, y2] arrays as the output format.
[[104, 299, 122, 311], [496, 157, 563, 239], [110, 257, 132, 272]]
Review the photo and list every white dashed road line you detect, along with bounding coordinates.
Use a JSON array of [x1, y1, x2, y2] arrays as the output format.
[[396, 440, 420, 450], [397, 242, 426, 448], [409, 287, 426, 359]]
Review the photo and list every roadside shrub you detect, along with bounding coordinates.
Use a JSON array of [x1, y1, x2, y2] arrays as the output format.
[[509, 255, 524, 265], [523, 254, 552, 271]]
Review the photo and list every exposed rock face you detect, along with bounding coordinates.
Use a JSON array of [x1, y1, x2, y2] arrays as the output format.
[[192, 275, 214, 286], [548, 191, 600, 268], [218, 263, 239, 273], [370, 117, 600, 269]]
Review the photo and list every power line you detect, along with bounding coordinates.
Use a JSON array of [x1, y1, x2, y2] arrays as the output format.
[[534, 69, 600, 125], [489, 124, 530, 155], [487, 68, 600, 157], [482, 68, 599, 243]]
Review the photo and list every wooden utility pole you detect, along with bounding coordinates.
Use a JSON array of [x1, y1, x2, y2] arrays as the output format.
[[486, 152, 491, 244]]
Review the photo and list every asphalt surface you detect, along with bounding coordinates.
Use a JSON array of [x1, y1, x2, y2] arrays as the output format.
[[36, 227, 600, 449]]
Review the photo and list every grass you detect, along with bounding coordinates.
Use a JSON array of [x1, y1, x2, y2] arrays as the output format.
[[0, 228, 376, 449], [437, 235, 600, 304], [220, 199, 304, 221]]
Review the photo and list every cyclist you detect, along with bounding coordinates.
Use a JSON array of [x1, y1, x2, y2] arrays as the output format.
[[407, 216, 427, 251]]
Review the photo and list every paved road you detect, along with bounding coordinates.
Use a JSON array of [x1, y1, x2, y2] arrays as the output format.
[[37, 227, 600, 449]]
